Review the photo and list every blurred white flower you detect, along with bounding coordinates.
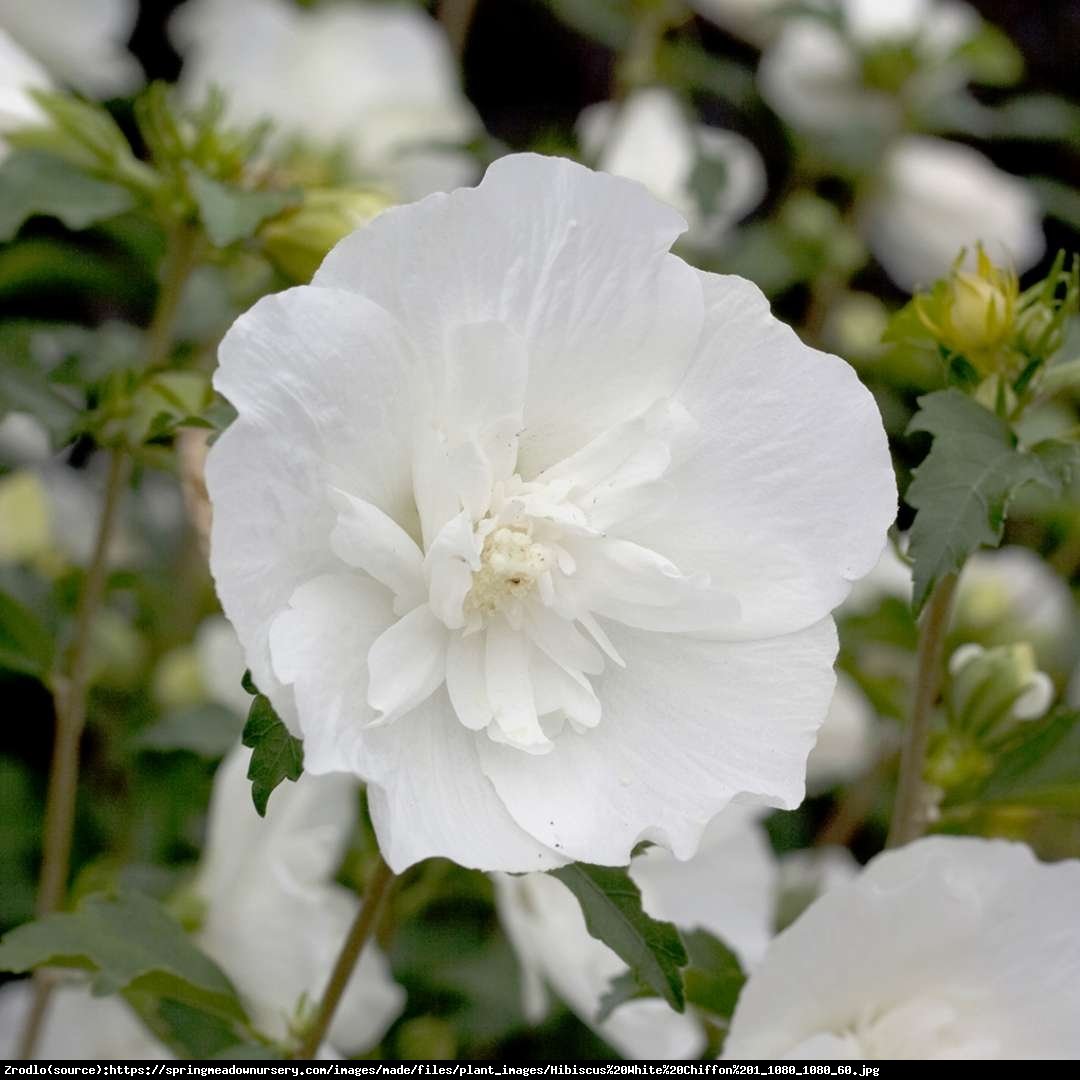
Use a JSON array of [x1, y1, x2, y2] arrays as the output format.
[[864, 136, 1044, 292], [687, 0, 788, 45], [195, 614, 251, 717], [806, 673, 878, 792], [171, 0, 479, 199], [725, 837, 1080, 1058], [758, 0, 979, 135], [193, 745, 404, 1055], [0, 980, 168, 1060], [0, 29, 50, 160], [207, 153, 895, 873], [577, 87, 765, 249], [948, 641, 1055, 724], [494, 806, 777, 1059], [0, 0, 141, 97]]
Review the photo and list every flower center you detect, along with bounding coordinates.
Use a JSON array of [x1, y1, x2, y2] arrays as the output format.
[[465, 526, 551, 615]]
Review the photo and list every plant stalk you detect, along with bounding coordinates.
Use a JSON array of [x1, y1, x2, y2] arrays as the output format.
[[887, 572, 959, 848], [296, 855, 398, 1059]]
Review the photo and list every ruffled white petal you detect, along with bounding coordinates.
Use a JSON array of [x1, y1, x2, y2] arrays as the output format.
[[478, 618, 838, 864]]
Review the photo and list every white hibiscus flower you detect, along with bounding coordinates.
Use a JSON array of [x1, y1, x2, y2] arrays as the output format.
[[725, 837, 1080, 1058], [864, 136, 1044, 292], [192, 745, 405, 1055], [758, 0, 980, 135], [0, 0, 141, 97], [494, 806, 777, 1059], [0, 981, 168, 1060], [170, 0, 479, 200], [576, 87, 765, 250], [206, 152, 896, 873]]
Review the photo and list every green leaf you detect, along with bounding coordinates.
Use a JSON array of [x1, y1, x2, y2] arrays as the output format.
[[954, 23, 1023, 87], [596, 970, 654, 1022], [242, 688, 304, 816], [905, 390, 1049, 612], [970, 708, 1080, 812], [680, 929, 746, 1021], [0, 892, 246, 1025], [0, 590, 54, 680], [185, 166, 298, 248], [543, 0, 634, 48], [0, 152, 136, 242], [550, 863, 687, 1012], [1031, 438, 1080, 497]]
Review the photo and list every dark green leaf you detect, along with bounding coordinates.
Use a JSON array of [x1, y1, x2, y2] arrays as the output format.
[[242, 690, 304, 816], [0, 892, 246, 1024], [543, 0, 634, 48], [905, 390, 1050, 612], [0, 152, 136, 242], [970, 708, 1080, 812], [185, 166, 298, 248], [0, 590, 55, 680], [550, 863, 687, 1012], [596, 970, 653, 1022]]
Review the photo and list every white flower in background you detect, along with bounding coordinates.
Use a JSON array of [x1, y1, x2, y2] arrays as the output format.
[[193, 745, 404, 1054], [494, 806, 776, 1059], [725, 837, 1080, 1058], [207, 153, 895, 873], [577, 87, 765, 249], [758, 0, 979, 135], [806, 673, 878, 792], [0, 29, 50, 160], [195, 615, 251, 717], [948, 642, 1054, 724], [864, 136, 1044, 292], [0, 980, 168, 1060], [171, 0, 480, 200], [686, 0, 788, 45], [0, 0, 141, 97]]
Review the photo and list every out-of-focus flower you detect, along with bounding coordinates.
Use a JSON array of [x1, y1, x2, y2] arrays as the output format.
[[687, 0, 788, 45], [0, 981, 169, 1060], [0, 29, 49, 159], [207, 153, 896, 873], [171, 0, 479, 199], [725, 837, 1080, 1058], [948, 641, 1054, 727], [195, 615, 251, 717], [758, 0, 979, 135], [0, 0, 141, 97], [774, 845, 859, 930], [864, 137, 1044, 293], [0, 470, 51, 564], [577, 87, 765, 249], [806, 673, 878, 792], [192, 746, 405, 1055], [494, 807, 777, 1059]]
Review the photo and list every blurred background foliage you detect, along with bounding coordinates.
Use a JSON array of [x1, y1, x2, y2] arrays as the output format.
[[1, 0, 1079, 1061]]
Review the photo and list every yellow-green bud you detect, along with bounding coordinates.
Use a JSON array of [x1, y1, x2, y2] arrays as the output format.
[[0, 471, 51, 564], [152, 644, 208, 709], [948, 642, 1054, 740], [261, 187, 393, 282]]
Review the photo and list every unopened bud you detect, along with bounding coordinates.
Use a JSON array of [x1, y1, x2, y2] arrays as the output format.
[[948, 641, 1054, 740]]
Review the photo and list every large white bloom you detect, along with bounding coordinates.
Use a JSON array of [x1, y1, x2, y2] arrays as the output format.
[[0, 0, 140, 97], [206, 153, 896, 873], [806, 673, 878, 792], [577, 87, 765, 250], [193, 746, 404, 1054], [495, 806, 777, 1059], [758, 0, 979, 135], [171, 0, 479, 200], [864, 136, 1044, 291], [725, 837, 1080, 1058], [0, 981, 168, 1060]]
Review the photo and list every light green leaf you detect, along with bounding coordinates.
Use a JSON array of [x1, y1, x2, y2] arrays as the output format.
[[1031, 438, 1080, 496], [0, 892, 246, 1024], [954, 23, 1024, 87], [680, 929, 746, 1021], [970, 708, 1080, 812], [596, 970, 653, 1022], [185, 166, 298, 248], [0, 590, 54, 681], [550, 863, 687, 1012], [905, 389, 1049, 612], [543, 0, 633, 48], [242, 683, 304, 816], [0, 152, 136, 242]]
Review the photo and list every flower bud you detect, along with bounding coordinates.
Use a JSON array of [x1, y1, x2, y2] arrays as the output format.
[[260, 187, 393, 282], [948, 641, 1054, 741], [0, 471, 51, 564]]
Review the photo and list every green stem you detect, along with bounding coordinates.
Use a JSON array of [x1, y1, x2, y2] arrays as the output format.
[[296, 856, 398, 1059], [887, 572, 959, 848], [17, 449, 129, 1059], [145, 225, 200, 372]]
